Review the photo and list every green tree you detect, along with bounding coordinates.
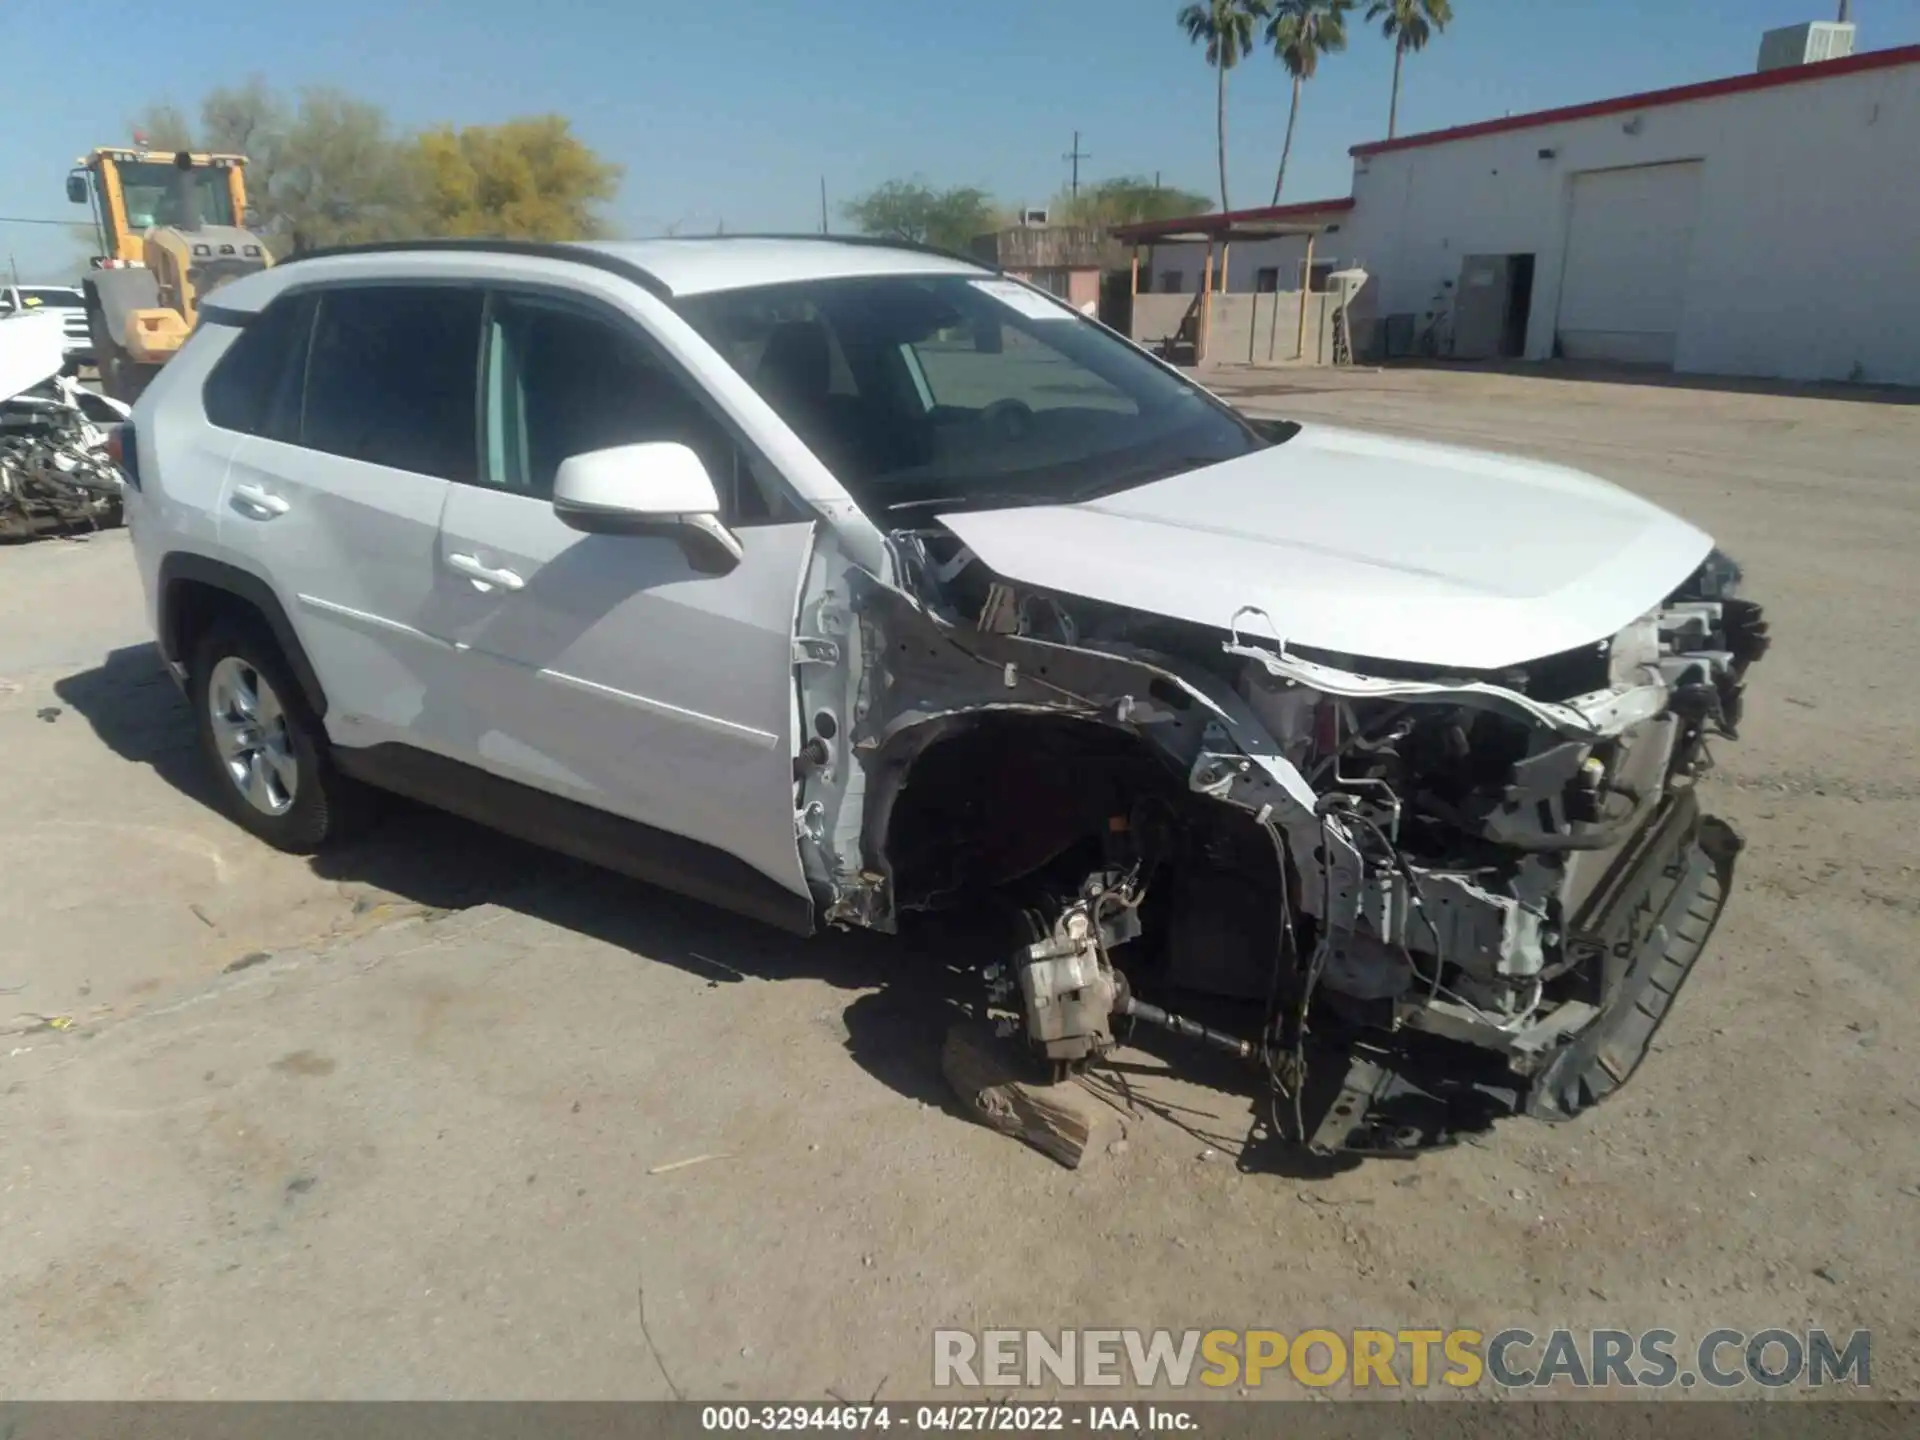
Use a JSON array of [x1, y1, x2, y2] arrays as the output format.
[[1266, 0, 1353, 203], [268, 89, 423, 251], [841, 180, 999, 252], [197, 78, 291, 241], [1366, 0, 1453, 140], [1179, 0, 1270, 214], [134, 85, 419, 252], [416, 116, 622, 240], [1054, 176, 1213, 228], [199, 77, 287, 157], [130, 102, 195, 151]]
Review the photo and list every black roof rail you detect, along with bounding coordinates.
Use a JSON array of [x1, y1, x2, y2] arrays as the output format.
[[273, 237, 674, 300], [275, 233, 997, 300]]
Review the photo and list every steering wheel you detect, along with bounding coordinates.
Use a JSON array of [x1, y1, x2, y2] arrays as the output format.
[[980, 397, 1035, 442]]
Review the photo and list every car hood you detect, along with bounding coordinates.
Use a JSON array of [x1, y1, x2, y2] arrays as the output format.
[[935, 423, 1714, 672]]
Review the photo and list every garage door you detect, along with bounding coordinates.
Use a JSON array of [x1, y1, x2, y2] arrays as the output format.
[[1556, 161, 1703, 367]]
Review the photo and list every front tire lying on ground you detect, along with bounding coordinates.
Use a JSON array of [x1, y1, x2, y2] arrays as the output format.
[[188, 621, 360, 852]]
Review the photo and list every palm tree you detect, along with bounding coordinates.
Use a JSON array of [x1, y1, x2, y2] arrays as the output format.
[[1179, 0, 1270, 213], [1266, 0, 1353, 204], [1366, 0, 1453, 140]]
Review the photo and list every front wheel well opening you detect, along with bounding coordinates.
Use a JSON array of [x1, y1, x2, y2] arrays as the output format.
[[875, 714, 1287, 1004]]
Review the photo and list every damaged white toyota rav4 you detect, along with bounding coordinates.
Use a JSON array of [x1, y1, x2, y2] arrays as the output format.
[[124, 237, 1768, 1153]]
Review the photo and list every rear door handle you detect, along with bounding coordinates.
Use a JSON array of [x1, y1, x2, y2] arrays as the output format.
[[230, 482, 289, 518], [445, 552, 525, 592]]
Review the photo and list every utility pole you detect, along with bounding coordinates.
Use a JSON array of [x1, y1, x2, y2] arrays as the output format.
[[1064, 130, 1091, 198], [820, 177, 829, 235], [1837, 0, 1851, 22]]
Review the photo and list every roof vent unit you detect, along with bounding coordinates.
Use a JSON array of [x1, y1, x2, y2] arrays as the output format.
[[1020, 207, 1050, 228], [1756, 21, 1856, 72]]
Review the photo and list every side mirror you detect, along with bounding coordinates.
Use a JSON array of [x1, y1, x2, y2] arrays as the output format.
[[66, 172, 89, 205], [551, 442, 744, 575]]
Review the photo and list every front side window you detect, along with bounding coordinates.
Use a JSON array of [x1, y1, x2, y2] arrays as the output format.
[[302, 286, 482, 481], [481, 291, 786, 520], [677, 272, 1263, 518], [116, 162, 237, 230]]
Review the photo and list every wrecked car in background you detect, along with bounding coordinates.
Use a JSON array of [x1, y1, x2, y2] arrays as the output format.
[[0, 307, 128, 538], [125, 238, 1768, 1156]]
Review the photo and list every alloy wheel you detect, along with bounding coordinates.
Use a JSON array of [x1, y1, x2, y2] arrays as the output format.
[[206, 655, 299, 817]]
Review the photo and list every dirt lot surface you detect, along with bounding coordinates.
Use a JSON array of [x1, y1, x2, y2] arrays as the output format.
[[2, 365, 1915, 1401]]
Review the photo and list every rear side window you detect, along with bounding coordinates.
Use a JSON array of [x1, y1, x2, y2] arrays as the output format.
[[202, 293, 315, 440], [301, 286, 483, 481]]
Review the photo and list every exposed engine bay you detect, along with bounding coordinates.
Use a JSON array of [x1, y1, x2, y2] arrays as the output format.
[[789, 514, 1769, 1156]]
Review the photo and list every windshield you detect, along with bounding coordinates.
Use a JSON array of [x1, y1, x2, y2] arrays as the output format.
[[676, 272, 1268, 517], [19, 288, 82, 308], [117, 162, 236, 230]]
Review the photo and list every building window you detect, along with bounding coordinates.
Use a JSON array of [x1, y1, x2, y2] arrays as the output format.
[[1160, 270, 1185, 294], [1255, 267, 1280, 294]]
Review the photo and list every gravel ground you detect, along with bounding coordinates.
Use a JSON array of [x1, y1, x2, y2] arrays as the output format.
[[0, 364, 1914, 1403]]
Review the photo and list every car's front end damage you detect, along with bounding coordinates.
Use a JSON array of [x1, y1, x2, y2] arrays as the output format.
[[787, 432, 1769, 1156]]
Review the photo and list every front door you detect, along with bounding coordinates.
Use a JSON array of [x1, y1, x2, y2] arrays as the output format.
[[423, 287, 815, 901]]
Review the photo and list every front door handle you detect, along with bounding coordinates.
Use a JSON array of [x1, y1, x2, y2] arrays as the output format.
[[230, 482, 290, 518], [445, 551, 526, 592]]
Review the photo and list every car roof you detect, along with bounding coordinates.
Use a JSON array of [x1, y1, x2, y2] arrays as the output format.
[[577, 237, 990, 295], [208, 235, 991, 316]]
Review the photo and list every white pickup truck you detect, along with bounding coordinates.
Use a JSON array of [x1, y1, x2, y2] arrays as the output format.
[[0, 283, 92, 373]]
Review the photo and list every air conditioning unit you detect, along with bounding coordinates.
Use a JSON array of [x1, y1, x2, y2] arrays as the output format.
[[1020, 207, 1050, 228], [1757, 21, 1856, 72]]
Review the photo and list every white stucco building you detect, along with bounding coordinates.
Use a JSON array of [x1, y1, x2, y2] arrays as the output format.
[[1114, 41, 1920, 386]]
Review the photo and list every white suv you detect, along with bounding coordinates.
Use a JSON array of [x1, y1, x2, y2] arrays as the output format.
[[124, 237, 1768, 1153]]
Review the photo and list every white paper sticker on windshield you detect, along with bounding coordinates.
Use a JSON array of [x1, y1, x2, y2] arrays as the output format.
[[970, 278, 1072, 321]]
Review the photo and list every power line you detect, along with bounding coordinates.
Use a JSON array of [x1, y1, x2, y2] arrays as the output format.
[[0, 216, 81, 227]]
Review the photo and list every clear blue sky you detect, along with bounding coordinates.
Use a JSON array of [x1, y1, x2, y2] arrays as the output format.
[[3, 0, 1915, 280]]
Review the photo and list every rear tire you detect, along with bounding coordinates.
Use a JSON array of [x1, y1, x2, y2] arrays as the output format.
[[188, 619, 363, 852]]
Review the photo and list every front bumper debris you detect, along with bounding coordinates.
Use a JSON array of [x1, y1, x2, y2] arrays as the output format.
[[1303, 790, 1741, 1153]]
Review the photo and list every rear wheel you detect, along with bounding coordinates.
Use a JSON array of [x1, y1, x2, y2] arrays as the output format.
[[188, 620, 362, 852]]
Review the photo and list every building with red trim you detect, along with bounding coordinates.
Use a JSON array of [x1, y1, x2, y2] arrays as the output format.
[[1111, 36, 1920, 385]]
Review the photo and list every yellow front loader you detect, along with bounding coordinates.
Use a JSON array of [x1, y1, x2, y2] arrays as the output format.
[[68, 146, 274, 402]]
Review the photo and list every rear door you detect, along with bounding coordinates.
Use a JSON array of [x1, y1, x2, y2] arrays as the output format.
[[423, 286, 816, 901], [219, 284, 482, 748]]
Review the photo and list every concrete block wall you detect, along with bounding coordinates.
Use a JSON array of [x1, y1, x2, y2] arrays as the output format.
[[1128, 291, 1337, 367]]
